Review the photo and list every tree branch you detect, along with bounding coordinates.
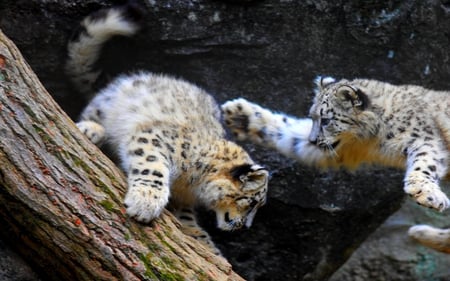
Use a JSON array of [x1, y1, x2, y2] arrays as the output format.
[[0, 28, 243, 281]]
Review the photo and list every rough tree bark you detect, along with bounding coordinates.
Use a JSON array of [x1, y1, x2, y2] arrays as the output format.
[[0, 28, 243, 281]]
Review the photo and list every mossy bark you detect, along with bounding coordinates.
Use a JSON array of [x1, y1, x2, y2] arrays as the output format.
[[0, 28, 243, 281]]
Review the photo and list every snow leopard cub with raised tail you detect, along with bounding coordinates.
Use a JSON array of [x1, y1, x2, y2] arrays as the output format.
[[222, 77, 450, 253], [66, 5, 269, 255]]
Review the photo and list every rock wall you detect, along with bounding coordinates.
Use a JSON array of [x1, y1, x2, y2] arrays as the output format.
[[1, 0, 449, 280]]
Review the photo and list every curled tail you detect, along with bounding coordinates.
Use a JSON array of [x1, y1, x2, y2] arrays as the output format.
[[66, 4, 141, 96]]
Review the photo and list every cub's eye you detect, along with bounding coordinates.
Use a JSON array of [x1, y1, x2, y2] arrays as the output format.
[[321, 118, 331, 126]]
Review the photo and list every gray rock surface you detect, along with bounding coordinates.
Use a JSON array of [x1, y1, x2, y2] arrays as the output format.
[[0, 0, 449, 280], [0, 238, 42, 281], [331, 191, 450, 281]]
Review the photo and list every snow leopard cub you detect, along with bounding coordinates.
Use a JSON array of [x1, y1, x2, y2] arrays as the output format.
[[66, 5, 269, 255], [222, 77, 450, 253]]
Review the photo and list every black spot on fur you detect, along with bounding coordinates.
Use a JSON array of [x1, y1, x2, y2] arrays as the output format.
[[138, 137, 148, 143], [134, 148, 144, 156], [141, 169, 150, 175], [132, 169, 139, 175], [165, 143, 175, 153], [416, 152, 428, 157], [152, 171, 163, 178], [179, 215, 193, 221], [146, 155, 157, 162], [428, 165, 437, 172], [150, 184, 161, 190], [96, 109, 103, 118], [152, 139, 161, 147]]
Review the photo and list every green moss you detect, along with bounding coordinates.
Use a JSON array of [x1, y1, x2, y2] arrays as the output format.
[[92, 178, 116, 199], [33, 125, 55, 145], [155, 231, 177, 253], [69, 153, 91, 171], [156, 271, 184, 281], [22, 104, 37, 119], [139, 254, 159, 279], [139, 254, 184, 281], [99, 199, 115, 212]]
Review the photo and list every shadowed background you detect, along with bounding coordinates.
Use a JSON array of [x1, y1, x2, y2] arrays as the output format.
[[0, 0, 449, 280]]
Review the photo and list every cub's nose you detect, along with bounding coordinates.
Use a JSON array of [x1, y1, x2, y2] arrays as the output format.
[[309, 138, 318, 145]]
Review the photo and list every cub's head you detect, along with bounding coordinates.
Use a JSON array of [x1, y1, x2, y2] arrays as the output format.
[[197, 160, 269, 231], [308, 76, 379, 153]]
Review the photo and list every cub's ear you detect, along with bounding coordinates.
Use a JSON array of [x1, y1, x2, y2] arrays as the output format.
[[231, 164, 269, 191], [315, 76, 336, 90], [335, 85, 369, 111]]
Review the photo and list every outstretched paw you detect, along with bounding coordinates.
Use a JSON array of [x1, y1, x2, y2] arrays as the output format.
[[221, 98, 268, 143], [405, 180, 450, 211], [76, 120, 105, 145], [408, 224, 450, 253]]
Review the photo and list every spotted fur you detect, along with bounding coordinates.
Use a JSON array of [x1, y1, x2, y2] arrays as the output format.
[[67, 5, 269, 255], [222, 77, 450, 253]]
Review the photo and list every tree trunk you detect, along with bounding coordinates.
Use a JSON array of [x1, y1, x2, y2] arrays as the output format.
[[0, 28, 243, 281]]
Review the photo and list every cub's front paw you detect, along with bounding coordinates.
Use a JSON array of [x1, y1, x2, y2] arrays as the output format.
[[124, 188, 168, 223], [404, 180, 450, 211], [221, 98, 267, 143]]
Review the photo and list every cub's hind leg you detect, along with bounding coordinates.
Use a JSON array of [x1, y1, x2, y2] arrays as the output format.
[[76, 121, 106, 145], [77, 94, 112, 145], [172, 208, 222, 256], [409, 225, 450, 253], [122, 129, 172, 223]]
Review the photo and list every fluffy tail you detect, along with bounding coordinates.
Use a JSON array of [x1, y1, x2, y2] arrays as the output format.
[[66, 4, 141, 96]]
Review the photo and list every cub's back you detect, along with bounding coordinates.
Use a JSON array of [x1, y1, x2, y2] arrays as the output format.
[[90, 72, 224, 137], [354, 79, 450, 177]]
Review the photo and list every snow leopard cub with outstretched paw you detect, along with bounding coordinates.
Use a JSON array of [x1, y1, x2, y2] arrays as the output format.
[[222, 77, 450, 253], [66, 4, 269, 255]]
